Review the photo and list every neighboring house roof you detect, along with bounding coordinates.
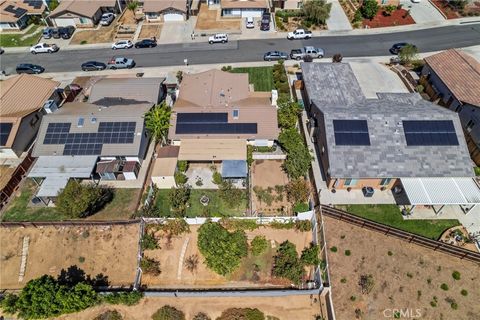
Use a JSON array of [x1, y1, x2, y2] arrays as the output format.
[[88, 77, 165, 106], [49, 0, 116, 19], [33, 102, 151, 157], [143, 0, 187, 13], [0, 74, 59, 149], [170, 69, 278, 140], [0, 0, 45, 23], [221, 0, 269, 9], [178, 139, 247, 161], [303, 63, 473, 179], [424, 49, 480, 106]]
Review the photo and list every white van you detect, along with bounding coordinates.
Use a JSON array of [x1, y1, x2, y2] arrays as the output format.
[[246, 17, 254, 29]]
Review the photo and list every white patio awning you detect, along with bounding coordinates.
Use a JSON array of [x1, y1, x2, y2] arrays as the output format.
[[401, 177, 480, 205], [36, 177, 70, 197]]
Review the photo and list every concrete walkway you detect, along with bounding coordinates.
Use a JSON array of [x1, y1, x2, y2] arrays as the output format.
[[326, 0, 353, 31], [401, 0, 446, 24]]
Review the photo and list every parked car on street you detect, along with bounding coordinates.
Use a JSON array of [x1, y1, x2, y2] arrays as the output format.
[[390, 42, 416, 54], [81, 61, 107, 71], [208, 33, 228, 44], [290, 46, 324, 60], [135, 39, 157, 48], [16, 63, 45, 74], [0, 47, 4, 54], [112, 40, 133, 50], [100, 12, 115, 26], [245, 17, 254, 29], [263, 51, 288, 61], [287, 29, 312, 40], [30, 43, 59, 54], [58, 26, 75, 39], [107, 57, 135, 69], [42, 27, 54, 39]]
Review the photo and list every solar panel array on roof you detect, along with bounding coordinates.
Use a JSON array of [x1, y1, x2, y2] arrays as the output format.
[[23, 0, 43, 9], [4, 5, 27, 18], [333, 120, 370, 146], [403, 120, 459, 146], [43, 121, 136, 156], [175, 112, 257, 134], [0, 123, 13, 146]]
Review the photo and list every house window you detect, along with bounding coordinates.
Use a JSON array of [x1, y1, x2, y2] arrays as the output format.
[[30, 114, 40, 127], [466, 120, 475, 131], [9, 22, 17, 28], [380, 178, 392, 186], [344, 179, 357, 187], [233, 109, 239, 119], [79, 18, 89, 24]]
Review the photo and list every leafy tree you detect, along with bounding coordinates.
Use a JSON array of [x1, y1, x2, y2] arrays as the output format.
[[277, 101, 301, 130], [300, 243, 320, 265], [272, 241, 304, 285], [217, 308, 265, 320], [360, 0, 379, 19], [212, 171, 223, 184], [278, 129, 311, 179], [94, 310, 123, 320], [48, 0, 59, 11], [56, 181, 113, 218], [398, 44, 419, 65], [251, 236, 268, 256], [141, 232, 160, 250], [193, 312, 211, 320], [0, 293, 18, 314], [144, 102, 172, 144], [300, 0, 332, 25], [102, 291, 143, 306], [198, 221, 248, 275], [141, 257, 161, 276], [161, 219, 190, 236], [286, 178, 310, 205], [152, 305, 185, 320], [219, 181, 245, 209], [174, 171, 188, 185], [177, 160, 188, 172], [127, 0, 139, 14], [168, 185, 191, 216]]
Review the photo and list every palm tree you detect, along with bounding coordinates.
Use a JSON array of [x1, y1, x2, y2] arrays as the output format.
[[127, 0, 139, 14], [144, 102, 172, 145], [185, 254, 199, 273]]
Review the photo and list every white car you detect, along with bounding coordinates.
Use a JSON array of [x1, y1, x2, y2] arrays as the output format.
[[100, 12, 115, 26], [246, 17, 254, 29], [30, 43, 59, 54], [208, 33, 228, 44], [111, 40, 133, 50], [411, 0, 421, 2]]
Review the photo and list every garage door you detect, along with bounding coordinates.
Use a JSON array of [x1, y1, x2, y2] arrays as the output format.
[[241, 9, 263, 18], [54, 18, 75, 27], [163, 13, 184, 22]]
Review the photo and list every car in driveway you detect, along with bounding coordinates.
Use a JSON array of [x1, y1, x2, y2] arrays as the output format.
[[42, 27, 54, 39], [58, 26, 75, 39], [208, 33, 228, 44], [246, 17, 254, 29], [81, 61, 107, 71], [100, 12, 115, 26], [135, 39, 157, 48], [112, 40, 133, 50], [30, 43, 59, 54], [16, 63, 45, 74], [390, 42, 417, 54], [263, 51, 288, 61], [107, 57, 135, 69], [260, 13, 271, 31]]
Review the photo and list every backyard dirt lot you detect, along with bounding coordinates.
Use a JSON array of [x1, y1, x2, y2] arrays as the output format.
[[55, 295, 321, 320], [142, 224, 312, 288], [324, 217, 480, 320], [0, 224, 140, 289], [195, 3, 240, 31], [138, 24, 162, 39], [70, 24, 117, 45]]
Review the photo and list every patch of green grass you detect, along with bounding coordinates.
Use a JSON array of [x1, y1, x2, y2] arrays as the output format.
[[230, 67, 274, 92], [154, 189, 247, 217], [0, 25, 42, 47], [474, 167, 480, 176], [338, 205, 460, 240], [87, 188, 140, 220]]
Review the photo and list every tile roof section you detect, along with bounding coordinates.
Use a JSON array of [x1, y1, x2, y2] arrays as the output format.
[[49, 0, 116, 18], [0, 0, 45, 23], [424, 49, 480, 106], [143, 0, 187, 13], [221, 0, 268, 9]]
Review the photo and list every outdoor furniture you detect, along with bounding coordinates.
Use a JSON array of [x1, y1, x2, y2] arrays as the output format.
[[362, 186, 374, 197]]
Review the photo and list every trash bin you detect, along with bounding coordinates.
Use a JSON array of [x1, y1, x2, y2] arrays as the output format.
[[362, 186, 374, 197]]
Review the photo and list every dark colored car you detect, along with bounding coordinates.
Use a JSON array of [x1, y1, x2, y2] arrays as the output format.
[[134, 39, 157, 48], [58, 26, 75, 39], [81, 61, 107, 71], [16, 63, 45, 74], [260, 12, 271, 31], [263, 51, 288, 61], [390, 42, 416, 55], [51, 28, 60, 39], [0, 47, 4, 54]]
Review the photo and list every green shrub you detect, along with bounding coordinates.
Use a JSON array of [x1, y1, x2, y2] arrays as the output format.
[[353, 9, 363, 23], [152, 305, 185, 320], [272, 241, 305, 284], [330, 246, 338, 252], [212, 171, 223, 185], [80, 40, 88, 45], [344, 250, 351, 256], [340, 278, 347, 283], [300, 243, 320, 265], [251, 236, 268, 256], [293, 202, 310, 213], [387, 251, 393, 256], [440, 283, 449, 291], [141, 232, 159, 250], [452, 271, 461, 280], [360, 0, 379, 19], [103, 291, 143, 306], [174, 172, 188, 185], [217, 308, 265, 320], [177, 160, 188, 172], [79, 256, 85, 263], [451, 302, 458, 310], [141, 257, 161, 276], [192, 312, 211, 320], [350, 296, 356, 301], [94, 310, 123, 320], [460, 289, 468, 296], [220, 218, 259, 231]]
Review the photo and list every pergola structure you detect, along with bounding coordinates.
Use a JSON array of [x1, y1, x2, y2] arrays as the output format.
[[400, 177, 480, 215]]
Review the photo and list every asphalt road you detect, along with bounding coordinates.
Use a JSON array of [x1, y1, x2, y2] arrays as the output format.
[[1, 24, 480, 73]]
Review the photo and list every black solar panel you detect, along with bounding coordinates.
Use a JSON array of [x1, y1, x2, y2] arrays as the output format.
[[403, 120, 459, 146], [333, 120, 370, 146], [176, 123, 257, 134], [0, 123, 13, 146], [23, 0, 43, 9], [177, 113, 228, 123], [4, 5, 27, 18]]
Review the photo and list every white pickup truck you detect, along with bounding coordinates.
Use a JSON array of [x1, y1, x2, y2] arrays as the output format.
[[290, 46, 324, 60], [107, 57, 135, 69], [287, 29, 312, 40]]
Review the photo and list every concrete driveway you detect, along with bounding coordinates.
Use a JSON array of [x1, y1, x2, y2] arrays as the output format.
[[159, 21, 194, 44], [400, 0, 445, 23], [326, 0, 352, 31]]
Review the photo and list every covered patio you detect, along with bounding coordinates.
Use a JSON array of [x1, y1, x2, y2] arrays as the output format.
[[400, 177, 480, 215]]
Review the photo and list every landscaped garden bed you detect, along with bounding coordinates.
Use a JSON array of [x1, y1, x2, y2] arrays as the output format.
[[431, 0, 480, 19], [363, 8, 415, 28], [0, 24, 42, 47], [340, 0, 415, 28]]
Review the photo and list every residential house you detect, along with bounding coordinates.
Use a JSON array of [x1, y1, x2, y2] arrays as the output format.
[[142, 0, 190, 22], [151, 145, 179, 189], [210, 0, 269, 17], [302, 63, 474, 201], [0, 0, 45, 31], [422, 49, 480, 165], [48, 0, 120, 27], [168, 69, 278, 177], [0, 74, 60, 159]]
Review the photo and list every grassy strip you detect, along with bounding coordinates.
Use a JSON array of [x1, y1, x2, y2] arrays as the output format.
[[230, 67, 274, 92]]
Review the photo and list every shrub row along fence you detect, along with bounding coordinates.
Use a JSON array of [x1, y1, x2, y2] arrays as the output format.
[[320, 205, 480, 264]]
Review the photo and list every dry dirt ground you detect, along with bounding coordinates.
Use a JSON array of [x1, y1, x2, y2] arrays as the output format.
[[54, 295, 321, 320], [324, 217, 480, 320], [141, 225, 312, 288], [70, 24, 117, 45], [0, 224, 139, 289], [251, 160, 291, 215], [195, 3, 240, 31], [138, 24, 162, 39]]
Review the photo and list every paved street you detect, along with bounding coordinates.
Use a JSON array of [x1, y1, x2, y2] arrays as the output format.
[[1, 24, 479, 74]]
